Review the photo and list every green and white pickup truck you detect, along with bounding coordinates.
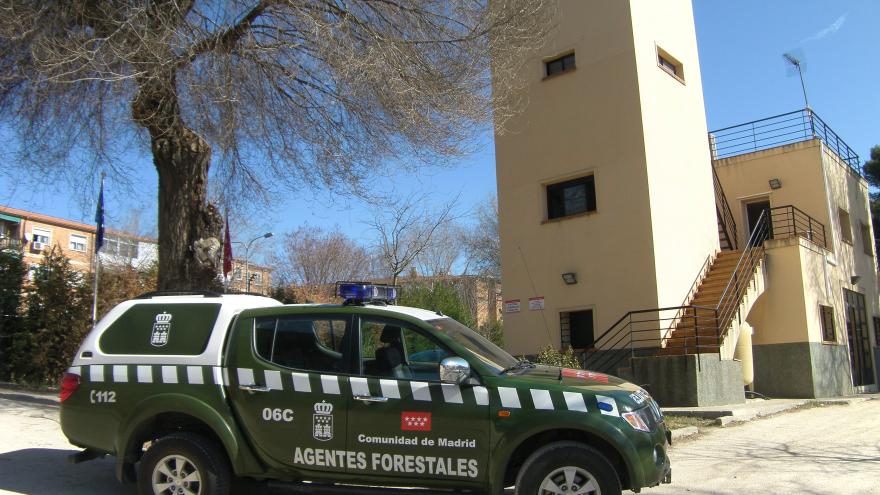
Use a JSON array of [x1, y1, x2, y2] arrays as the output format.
[[60, 285, 671, 495]]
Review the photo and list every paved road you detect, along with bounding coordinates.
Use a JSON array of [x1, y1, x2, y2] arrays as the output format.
[[1, 390, 878, 494]]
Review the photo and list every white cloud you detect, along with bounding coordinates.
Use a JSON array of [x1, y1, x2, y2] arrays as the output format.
[[800, 13, 848, 44]]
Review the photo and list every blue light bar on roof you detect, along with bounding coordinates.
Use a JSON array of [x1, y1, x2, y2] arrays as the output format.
[[337, 282, 397, 304]]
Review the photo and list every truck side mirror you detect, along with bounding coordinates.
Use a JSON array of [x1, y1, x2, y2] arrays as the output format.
[[440, 356, 471, 385]]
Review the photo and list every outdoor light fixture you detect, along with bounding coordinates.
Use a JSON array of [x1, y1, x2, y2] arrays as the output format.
[[562, 272, 578, 285], [769, 178, 782, 190], [244, 232, 274, 292], [851, 275, 861, 285]]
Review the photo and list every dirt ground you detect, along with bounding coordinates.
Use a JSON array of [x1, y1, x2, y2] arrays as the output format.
[[1, 390, 878, 495]]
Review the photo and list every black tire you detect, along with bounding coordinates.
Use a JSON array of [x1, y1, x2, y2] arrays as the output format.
[[514, 441, 621, 495], [137, 432, 231, 495]]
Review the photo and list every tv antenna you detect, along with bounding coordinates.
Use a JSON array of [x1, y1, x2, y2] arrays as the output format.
[[783, 51, 809, 110]]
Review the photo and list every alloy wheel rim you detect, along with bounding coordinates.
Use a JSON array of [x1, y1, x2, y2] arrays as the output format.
[[538, 466, 600, 495], [151, 454, 202, 495]]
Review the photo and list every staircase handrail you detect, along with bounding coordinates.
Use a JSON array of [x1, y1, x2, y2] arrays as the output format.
[[713, 168, 739, 250], [714, 209, 769, 341], [667, 252, 714, 340]]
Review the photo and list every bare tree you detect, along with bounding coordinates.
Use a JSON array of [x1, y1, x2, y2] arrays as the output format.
[[0, 1, 553, 290], [274, 226, 370, 287], [463, 195, 500, 277], [369, 194, 456, 285], [415, 221, 465, 277]]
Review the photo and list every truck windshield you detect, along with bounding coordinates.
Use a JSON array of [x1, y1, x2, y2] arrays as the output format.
[[428, 318, 519, 373]]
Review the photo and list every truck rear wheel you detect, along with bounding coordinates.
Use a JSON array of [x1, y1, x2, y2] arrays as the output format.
[[514, 441, 621, 495], [138, 432, 230, 495]]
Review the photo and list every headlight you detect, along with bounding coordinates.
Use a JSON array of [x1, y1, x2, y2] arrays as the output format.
[[622, 408, 653, 432]]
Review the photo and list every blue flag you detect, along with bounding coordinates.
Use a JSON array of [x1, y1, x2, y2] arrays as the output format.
[[94, 177, 105, 253]]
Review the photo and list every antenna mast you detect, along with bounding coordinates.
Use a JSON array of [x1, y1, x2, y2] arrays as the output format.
[[783, 52, 809, 110]]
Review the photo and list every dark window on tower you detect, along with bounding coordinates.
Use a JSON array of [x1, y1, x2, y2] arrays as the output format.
[[545, 53, 576, 77], [874, 317, 880, 349], [819, 305, 835, 342], [547, 175, 597, 220], [569, 310, 595, 348]]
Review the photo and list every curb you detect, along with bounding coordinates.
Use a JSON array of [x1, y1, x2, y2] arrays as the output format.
[[670, 426, 699, 441]]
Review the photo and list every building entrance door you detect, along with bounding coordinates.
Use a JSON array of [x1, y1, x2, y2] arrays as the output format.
[[844, 289, 875, 386], [745, 200, 772, 246]]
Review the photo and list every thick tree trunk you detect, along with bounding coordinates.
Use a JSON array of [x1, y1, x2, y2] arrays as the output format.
[[153, 129, 222, 290], [134, 77, 222, 291]]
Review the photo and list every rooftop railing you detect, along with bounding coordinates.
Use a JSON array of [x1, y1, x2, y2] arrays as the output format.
[[709, 109, 861, 177]]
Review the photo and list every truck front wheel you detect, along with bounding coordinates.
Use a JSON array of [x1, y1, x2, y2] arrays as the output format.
[[137, 432, 230, 495], [514, 441, 621, 495]]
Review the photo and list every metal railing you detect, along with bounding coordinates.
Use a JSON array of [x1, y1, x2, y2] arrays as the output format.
[[709, 108, 861, 176], [582, 211, 770, 375], [714, 210, 768, 345], [0, 237, 22, 251], [713, 168, 738, 250], [769, 205, 826, 249]]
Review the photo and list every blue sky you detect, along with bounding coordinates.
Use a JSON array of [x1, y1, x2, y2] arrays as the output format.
[[1, 0, 878, 263]]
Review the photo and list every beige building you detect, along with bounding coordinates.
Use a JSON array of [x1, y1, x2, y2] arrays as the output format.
[[494, 0, 878, 404], [226, 259, 273, 296]]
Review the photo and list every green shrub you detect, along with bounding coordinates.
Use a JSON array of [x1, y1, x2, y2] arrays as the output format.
[[534, 345, 581, 369]]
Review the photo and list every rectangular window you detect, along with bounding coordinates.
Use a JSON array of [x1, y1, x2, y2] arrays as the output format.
[[545, 52, 575, 77], [254, 315, 350, 373], [569, 309, 595, 348], [860, 223, 873, 256], [360, 318, 449, 381], [838, 208, 853, 244], [104, 235, 139, 259], [874, 317, 880, 348], [547, 175, 597, 220], [69, 234, 87, 252], [233, 268, 242, 281], [657, 46, 684, 82], [819, 305, 835, 342], [32, 227, 51, 245], [251, 272, 263, 285]]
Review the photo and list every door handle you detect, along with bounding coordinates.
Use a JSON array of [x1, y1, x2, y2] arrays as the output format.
[[354, 395, 388, 404], [240, 384, 271, 394]]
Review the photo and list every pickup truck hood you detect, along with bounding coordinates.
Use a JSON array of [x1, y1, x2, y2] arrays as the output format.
[[511, 365, 638, 392]]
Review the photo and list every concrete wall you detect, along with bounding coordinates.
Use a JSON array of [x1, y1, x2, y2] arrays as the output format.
[[493, 0, 717, 355], [631, 354, 744, 407], [752, 342, 854, 398]]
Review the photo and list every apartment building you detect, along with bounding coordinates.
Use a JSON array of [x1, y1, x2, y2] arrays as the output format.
[[0, 206, 156, 279], [0, 206, 97, 273], [226, 259, 273, 296], [493, 0, 878, 405]]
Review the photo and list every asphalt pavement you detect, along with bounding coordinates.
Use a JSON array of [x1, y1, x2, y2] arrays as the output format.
[[1, 389, 878, 495]]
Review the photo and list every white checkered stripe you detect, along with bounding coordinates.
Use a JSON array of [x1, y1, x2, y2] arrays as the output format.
[[72, 365, 592, 412]]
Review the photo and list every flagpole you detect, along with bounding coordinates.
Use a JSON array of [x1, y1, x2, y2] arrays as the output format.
[[92, 248, 101, 323], [92, 173, 105, 324]]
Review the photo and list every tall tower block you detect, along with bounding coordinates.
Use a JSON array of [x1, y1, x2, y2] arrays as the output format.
[[494, 0, 719, 355]]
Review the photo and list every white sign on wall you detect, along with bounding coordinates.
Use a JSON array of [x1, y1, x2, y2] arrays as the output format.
[[503, 299, 521, 313], [528, 297, 545, 311]]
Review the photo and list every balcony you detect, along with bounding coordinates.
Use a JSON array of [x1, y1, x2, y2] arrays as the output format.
[[0, 237, 22, 251], [709, 108, 861, 177]]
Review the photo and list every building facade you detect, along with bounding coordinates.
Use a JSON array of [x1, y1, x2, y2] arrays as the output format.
[[0, 205, 161, 275], [0, 206, 97, 274], [495, 0, 717, 356], [493, 0, 878, 403], [226, 260, 273, 296]]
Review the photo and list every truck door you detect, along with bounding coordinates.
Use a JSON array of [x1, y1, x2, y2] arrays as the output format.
[[346, 316, 491, 485], [226, 313, 354, 476]]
